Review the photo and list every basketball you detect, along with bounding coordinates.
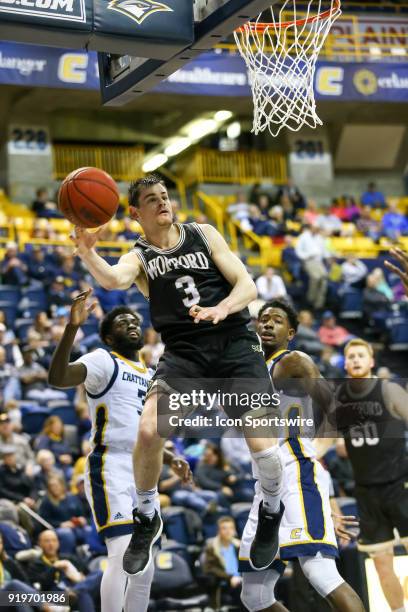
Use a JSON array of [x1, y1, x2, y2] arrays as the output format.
[[58, 167, 120, 228]]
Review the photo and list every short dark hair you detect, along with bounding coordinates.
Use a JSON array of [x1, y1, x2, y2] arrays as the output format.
[[128, 174, 166, 208], [99, 306, 140, 344], [258, 299, 299, 332]]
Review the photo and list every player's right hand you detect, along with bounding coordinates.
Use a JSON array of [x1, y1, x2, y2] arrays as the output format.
[[71, 226, 103, 256], [69, 289, 97, 326]]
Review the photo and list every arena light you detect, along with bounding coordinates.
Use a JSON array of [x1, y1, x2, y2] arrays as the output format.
[[164, 138, 192, 157], [214, 110, 233, 122], [142, 153, 168, 172], [227, 121, 241, 139], [187, 119, 218, 141]]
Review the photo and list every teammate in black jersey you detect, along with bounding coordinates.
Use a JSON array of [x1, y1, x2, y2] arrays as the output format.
[[318, 338, 408, 612], [73, 174, 284, 577]]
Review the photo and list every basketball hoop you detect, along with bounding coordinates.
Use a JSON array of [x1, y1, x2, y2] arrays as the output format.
[[234, 1, 341, 137]]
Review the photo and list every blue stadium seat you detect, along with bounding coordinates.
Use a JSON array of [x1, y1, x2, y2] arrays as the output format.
[[389, 320, 408, 351], [48, 401, 77, 425], [0, 302, 18, 326], [151, 551, 209, 610], [340, 289, 363, 319], [21, 287, 47, 307], [162, 507, 191, 546], [21, 409, 49, 435], [0, 285, 21, 302], [14, 318, 34, 341], [81, 320, 99, 338], [335, 497, 359, 518]]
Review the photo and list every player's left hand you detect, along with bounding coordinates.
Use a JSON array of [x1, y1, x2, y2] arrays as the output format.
[[385, 247, 408, 296], [332, 513, 359, 544], [171, 457, 193, 484], [189, 303, 229, 325]]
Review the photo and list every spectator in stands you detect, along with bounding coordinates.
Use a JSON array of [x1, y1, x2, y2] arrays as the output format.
[[363, 269, 392, 318], [296, 310, 323, 355], [220, 427, 252, 474], [247, 205, 280, 237], [356, 205, 381, 241], [318, 346, 343, 378], [17, 346, 67, 402], [0, 446, 36, 508], [227, 190, 251, 231], [34, 416, 73, 471], [295, 225, 330, 310], [0, 348, 19, 405], [27, 245, 54, 285], [255, 193, 273, 216], [56, 255, 81, 291], [0, 325, 22, 368], [118, 217, 138, 241], [278, 194, 295, 222], [370, 267, 393, 300], [26, 530, 101, 612], [255, 267, 287, 301], [195, 443, 237, 506], [0, 413, 34, 469], [47, 276, 72, 314], [361, 181, 386, 208], [1, 242, 28, 286], [27, 312, 53, 349], [331, 196, 360, 222], [302, 199, 319, 226], [381, 200, 408, 241], [318, 311, 351, 347], [276, 177, 306, 211], [325, 439, 355, 497], [38, 474, 87, 533], [70, 439, 91, 494], [341, 256, 368, 289], [32, 188, 60, 217], [202, 516, 241, 610], [0, 531, 41, 606], [248, 182, 262, 205], [315, 203, 342, 236], [94, 286, 127, 312], [33, 449, 64, 497]]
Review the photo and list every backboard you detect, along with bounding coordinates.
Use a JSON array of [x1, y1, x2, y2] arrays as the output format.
[[98, 0, 278, 106]]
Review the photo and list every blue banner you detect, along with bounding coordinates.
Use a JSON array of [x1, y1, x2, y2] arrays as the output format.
[[0, 41, 407, 102]]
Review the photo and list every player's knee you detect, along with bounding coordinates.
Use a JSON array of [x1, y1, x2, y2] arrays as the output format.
[[299, 555, 344, 598], [373, 553, 394, 577], [253, 446, 282, 479], [137, 417, 160, 447], [240, 571, 277, 612]]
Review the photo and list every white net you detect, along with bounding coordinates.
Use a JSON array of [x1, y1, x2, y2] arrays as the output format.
[[234, 0, 341, 137]]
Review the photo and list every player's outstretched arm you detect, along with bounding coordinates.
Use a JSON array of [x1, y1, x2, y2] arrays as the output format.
[[48, 290, 96, 388], [385, 247, 408, 296], [189, 224, 257, 324], [382, 380, 408, 424], [72, 226, 141, 290]]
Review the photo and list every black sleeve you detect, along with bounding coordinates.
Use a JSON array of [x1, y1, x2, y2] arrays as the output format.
[[4, 558, 30, 583], [27, 560, 57, 590], [194, 465, 221, 491]]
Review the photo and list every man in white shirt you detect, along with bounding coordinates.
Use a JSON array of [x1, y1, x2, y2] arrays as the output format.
[[255, 267, 287, 302], [341, 256, 368, 288], [295, 225, 330, 309]]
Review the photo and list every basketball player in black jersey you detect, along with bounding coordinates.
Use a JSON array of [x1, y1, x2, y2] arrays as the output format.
[[319, 338, 408, 612], [73, 174, 284, 576]]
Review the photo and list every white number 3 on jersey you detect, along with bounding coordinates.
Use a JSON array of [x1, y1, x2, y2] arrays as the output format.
[[175, 275, 201, 308]]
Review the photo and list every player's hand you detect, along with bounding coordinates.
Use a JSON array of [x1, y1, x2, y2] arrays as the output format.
[[69, 289, 97, 326], [71, 226, 104, 256], [230, 576, 242, 588], [189, 303, 229, 325], [332, 513, 359, 544], [385, 247, 408, 296], [171, 457, 193, 484]]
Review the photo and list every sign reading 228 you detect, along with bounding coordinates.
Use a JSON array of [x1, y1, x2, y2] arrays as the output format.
[[8, 125, 50, 155]]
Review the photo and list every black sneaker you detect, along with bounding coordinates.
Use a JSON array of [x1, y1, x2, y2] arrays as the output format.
[[123, 509, 163, 576], [249, 501, 284, 571]]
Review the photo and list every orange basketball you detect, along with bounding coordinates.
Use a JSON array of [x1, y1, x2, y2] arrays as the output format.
[[58, 167, 120, 228]]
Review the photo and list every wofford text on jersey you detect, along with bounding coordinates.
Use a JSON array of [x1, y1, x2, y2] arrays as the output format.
[[146, 251, 209, 280]]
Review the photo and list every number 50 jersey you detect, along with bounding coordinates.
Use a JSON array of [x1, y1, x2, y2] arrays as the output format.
[[334, 378, 407, 486], [133, 223, 249, 344]]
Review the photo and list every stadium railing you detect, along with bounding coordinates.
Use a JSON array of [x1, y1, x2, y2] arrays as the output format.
[[53, 145, 145, 181]]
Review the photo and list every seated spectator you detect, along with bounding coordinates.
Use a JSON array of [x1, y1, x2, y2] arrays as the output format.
[[0, 324, 22, 368], [361, 181, 386, 208], [325, 439, 355, 497], [0, 413, 34, 469], [254, 192, 272, 214], [34, 416, 73, 471], [38, 474, 87, 533], [33, 449, 64, 497], [302, 199, 319, 226], [32, 187, 57, 216], [26, 245, 55, 285], [341, 256, 368, 289], [17, 346, 67, 402], [356, 205, 381, 240], [276, 177, 306, 211], [26, 530, 101, 612], [55, 255, 81, 291], [278, 194, 294, 221], [159, 460, 218, 517], [47, 276, 72, 314], [318, 311, 351, 347], [369, 268, 393, 300], [296, 310, 323, 355], [342, 195, 360, 222], [255, 267, 287, 301], [202, 516, 241, 610], [363, 270, 392, 317], [0, 532, 39, 605], [27, 312, 53, 349], [0, 446, 36, 509], [315, 203, 342, 236], [70, 439, 92, 494], [195, 444, 238, 506], [1, 242, 28, 286], [248, 205, 280, 238], [0, 348, 19, 405], [318, 346, 343, 378], [227, 190, 251, 231], [295, 225, 330, 310], [117, 217, 138, 241], [381, 201, 408, 241]]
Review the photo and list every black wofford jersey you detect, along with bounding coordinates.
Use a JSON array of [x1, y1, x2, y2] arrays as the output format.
[[133, 223, 250, 343], [335, 379, 407, 486]]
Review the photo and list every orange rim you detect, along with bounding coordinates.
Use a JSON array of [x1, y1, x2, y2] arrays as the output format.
[[236, 0, 340, 32]]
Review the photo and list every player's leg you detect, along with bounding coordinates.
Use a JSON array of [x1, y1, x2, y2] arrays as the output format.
[[124, 555, 154, 612], [241, 570, 289, 612], [299, 554, 365, 611], [372, 551, 405, 611], [101, 535, 131, 612]]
